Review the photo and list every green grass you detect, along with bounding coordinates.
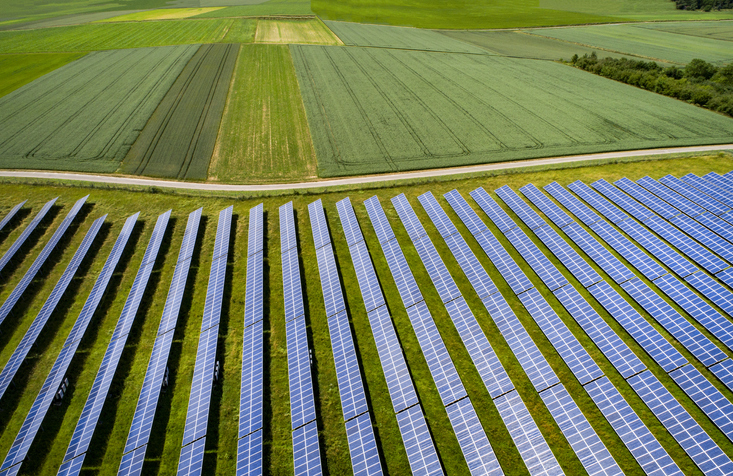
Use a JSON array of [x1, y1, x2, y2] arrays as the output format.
[[0, 0, 174, 27], [637, 20, 733, 42], [209, 44, 317, 183], [0, 52, 83, 98], [290, 45, 733, 178], [438, 29, 648, 61], [1, 155, 732, 475], [323, 20, 487, 53], [120, 44, 239, 180], [0, 45, 197, 173], [194, 0, 314, 17], [0, 18, 238, 53], [526, 23, 733, 65]]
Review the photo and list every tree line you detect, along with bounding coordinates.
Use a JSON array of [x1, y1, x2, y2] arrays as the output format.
[[671, 0, 733, 11], [569, 54, 733, 117]]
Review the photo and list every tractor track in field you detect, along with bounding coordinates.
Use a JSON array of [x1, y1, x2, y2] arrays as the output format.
[[0, 144, 731, 192]]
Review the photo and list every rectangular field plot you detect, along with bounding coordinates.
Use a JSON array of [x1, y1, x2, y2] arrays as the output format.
[[526, 23, 733, 64], [209, 45, 317, 183], [637, 21, 733, 42], [0, 19, 237, 53], [291, 45, 733, 177], [323, 21, 486, 53], [99, 8, 225, 22], [255, 19, 342, 45], [121, 43, 239, 180], [0, 45, 197, 173], [0, 53, 83, 98]]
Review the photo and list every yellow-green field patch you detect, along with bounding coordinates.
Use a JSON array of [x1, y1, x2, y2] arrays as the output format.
[[0, 53, 83, 98], [254, 19, 342, 45], [99, 7, 225, 22], [209, 44, 317, 183]]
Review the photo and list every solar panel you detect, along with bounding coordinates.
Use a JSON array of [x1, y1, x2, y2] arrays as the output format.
[[445, 397, 502, 476], [553, 285, 646, 379], [568, 181, 628, 224], [316, 245, 346, 318], [588, 280, 687, 373], [58, 211, 169, 475], [637, 175, 704, 218], [694, 212, 733, 247], [710, 359, 733, 393], [563, 222, 635, 285], [668, 213, 733, 266], [671, 364, 733, 443], [418, 191, 459, 238], [682, 173, 733, 209], [444, 233, 499, 299], [0, 197, 56, 274], [615, 177, 680, 220], [412, 236, 462, 304], [328, 311, 369, 421], [381, 238, 423, 309], [494, 390, 562, 476], [660, 175, 730, 216], [344, 413, 383, 476], [684, 271, 733, 319], [654, 273, 733, 353], [308, 199, 331, 250], [280, 201, 298, 253], [592, 179, 654, 222], [518, 288, 603, 386], [286, 317, 317, 430], [469, 187, 516, 233], [495, 185, 547, 230], [244, 250, 264, 328], [0, 214, 105, 401], [0, 200, 27, 233], [504, 227, 568, 291], [248, 203, 263, 256], [520, 184, 574, 229], [117, 445, 147, 476], [719, 267, 733, 289], [444, 190, 489, 236], [337, 197, 366, 247], [533, 225, 601, 288], [588, 220, 667, 281], [628, 370, 733, 474], [201, 256, 227, 331], [544, 182, 602, 227], [703, 172, 733, 193], [239, 319, 264, 438], [395, 405, 443, 476], [364, 196, 396, 244], [585, 377, 682, 476], [177, 436, 206, 476], [349, 241, 386, 313], [181, 327, 219, 447], [0, 195, 87, 326], [540, 383, 623, 476], [293, 421, 323, 476], [391, 193, 428, 242], [236, 429, 263, 476], [482, 292, 560, 393]]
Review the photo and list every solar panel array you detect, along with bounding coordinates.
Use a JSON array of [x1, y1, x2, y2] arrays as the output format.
[[0, 195, 87, 327], [238, 204, 266, 476], [336, 197, 442, 475], [0, 214, 105, 402], [0, 197, 55, 275], [118, 208, 202, 476], [58, 211, 170, 476], [279, 201, 323, 476], [0, 200, 27, 233], [364, 195, 501, 476], [0, 211, 138, 476], [308, 199, 383, 476], [391, 192, 562, 476], [511, 182, 733, 471], [178, 206, 232, 475]]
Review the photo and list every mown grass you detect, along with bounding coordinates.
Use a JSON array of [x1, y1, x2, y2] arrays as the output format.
[[0, 155, 732, 475], [0, 52, 83, 98], [209, 44, 317, 183]]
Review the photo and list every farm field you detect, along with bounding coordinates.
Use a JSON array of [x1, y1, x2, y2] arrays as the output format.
[[0, 154, 733, 476], [439, 29, 639, 61], [0, 45, 197, 173], [291, 45, 733, 178], [209, 45, 317, 183], [195, 0, 314, 17], [0, 11, 144, 31], [254, 19, 342, 45], [0, 18, 241, 53], [0, 53, 83, 98], [526, 23, 733, 65], [120, 43, 239, 180], [540, 0, 733, 20], [99, 7, 225, 22], [637, 20, 733, 42], [324, 20, 486, 53]]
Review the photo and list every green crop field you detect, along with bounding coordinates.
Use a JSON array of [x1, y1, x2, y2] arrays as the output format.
[[0, 52, 83, 98], [0, 18, 240, 54], [0, 45, 197, 173], [1, 154, 733, 476], [324, 20, 486, 53], [121, 44, 238, 181], [195, 0, 314, 17], [439, 30, 644, 61], [637, 20, 733, 42], [98, 7, 225, 22], [291, 45, 733, 178], [210, 45, 317, 183], [527, 23, 733, 65], [255, 19, 342, 45]]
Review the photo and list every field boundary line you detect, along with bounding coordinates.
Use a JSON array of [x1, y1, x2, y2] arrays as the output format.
[[0, 144, 730, 191]]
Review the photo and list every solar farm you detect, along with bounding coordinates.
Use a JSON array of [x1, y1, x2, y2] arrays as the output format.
[[0, 157, 732, 475]]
